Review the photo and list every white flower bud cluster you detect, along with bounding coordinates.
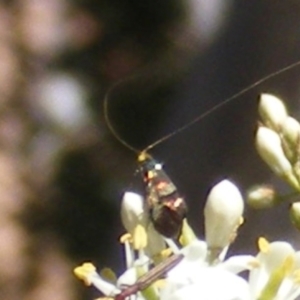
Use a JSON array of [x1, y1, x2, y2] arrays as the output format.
[[256, 94, 300, 191], [250, 94, 300, 220], [247, 94, 300, 230], [247, 94, 300, 229]]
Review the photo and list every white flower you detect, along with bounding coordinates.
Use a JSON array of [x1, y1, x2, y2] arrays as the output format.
[[117, 255, 150, 287], [249, 238, 300, 300], [160, 240, 255, 300], [75, 184, 300, 300], [120, 192, 148, 250], [74, 258, 152, 300], [204, 180, 244, 260], [74, 238, 300, 300], [121, 191, 166, 256], [161, 267, 251, 300], [259, 93, 288, 131], [121, 192, 148, 233]]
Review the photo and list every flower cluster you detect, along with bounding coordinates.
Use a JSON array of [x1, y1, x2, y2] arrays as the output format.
[[74, 93, 300, 300], [247, 94, 300, 230], [74, 179, 300, 300]]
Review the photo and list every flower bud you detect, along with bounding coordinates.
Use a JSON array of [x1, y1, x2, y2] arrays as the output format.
[[293, 161, 300, 184], [121, 192, 147, 233], [247, 185, 277, 209], [290, 202, 300, 231], [281, 117, 300, 163], [282, 116, 300, 146], [204, 180, 244, 251], [255, 126, 299, 190], [121, 192, 148, 250], [258, 93, 288, 131]]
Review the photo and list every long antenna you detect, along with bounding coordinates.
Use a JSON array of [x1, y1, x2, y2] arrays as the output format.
[[104, 79, 140, 154], [142, 60, 300, 153], [104, 60, 300, 155]]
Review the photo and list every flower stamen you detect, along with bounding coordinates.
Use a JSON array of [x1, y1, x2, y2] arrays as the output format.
[[258, 255, 294, 300], [258, 237, 270, 253], [74, 263, 96, 285], [133, 224, 148, 250]]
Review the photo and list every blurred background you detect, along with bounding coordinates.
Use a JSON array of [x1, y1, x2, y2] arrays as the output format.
[[1, 0, 300, 299]]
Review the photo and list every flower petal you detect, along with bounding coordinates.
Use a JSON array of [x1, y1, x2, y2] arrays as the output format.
[[204, 180, 244, 257]]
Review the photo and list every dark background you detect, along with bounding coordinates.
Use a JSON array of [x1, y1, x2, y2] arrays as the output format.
[[1, 1, 300, 299]]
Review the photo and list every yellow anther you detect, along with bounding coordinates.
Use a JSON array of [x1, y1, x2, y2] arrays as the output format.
[[258, 237, 270, 253], [160, 248, 173, 258], [133, 224, 147, 250], [119, 233, 132, 244], [73, 263, 96, 285], [95, 297, 114, 300], [152, 248, 173, 264], [151, 248, 171, 264]]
